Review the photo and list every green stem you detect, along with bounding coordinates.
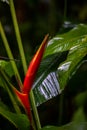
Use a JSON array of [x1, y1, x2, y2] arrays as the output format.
[[9, 0, 27, 74], [30, 91, 41, 130], [9, 1, 41, 129], [0, 22, 22, 84], [0, 69, 21, 113]]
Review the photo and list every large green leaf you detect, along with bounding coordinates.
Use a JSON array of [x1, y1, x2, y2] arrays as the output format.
[[58, 40, 87, 89], [44, 24, 87, 56], [41, 122, 87, 130], [0, 105, 30, 130], [33, 24, 87, 105], [33, 51, 68, 106]]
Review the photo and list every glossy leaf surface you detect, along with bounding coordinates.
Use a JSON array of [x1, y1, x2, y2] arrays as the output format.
[[33, 52, 68, 106], [44, 24, 87, 56], [33, 24, 87, 105], [1, 24, 87, 107]]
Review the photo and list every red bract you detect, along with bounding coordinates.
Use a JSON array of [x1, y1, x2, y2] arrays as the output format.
[[22, 34, 49, 94], [13, 34, 49, 121], [14, 88, 31, 120]]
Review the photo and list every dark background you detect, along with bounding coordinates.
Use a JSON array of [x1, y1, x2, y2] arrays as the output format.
[[0, 0, 87, 59], [0, 0, 87, 128]]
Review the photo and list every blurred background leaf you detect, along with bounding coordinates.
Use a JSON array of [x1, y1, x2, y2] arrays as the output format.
[[41, 122, 87, 130], [0, 105, 30, 130]]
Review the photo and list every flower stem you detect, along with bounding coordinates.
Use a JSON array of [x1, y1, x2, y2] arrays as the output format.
[[0, 22, 22, 83], [9, 1, 41, 129], [9, 0, 27, 74], [0, 69, 21, 113], [30, 91, 41, 130]]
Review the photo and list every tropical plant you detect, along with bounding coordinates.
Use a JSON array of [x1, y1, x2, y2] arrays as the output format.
[[0, 0, 87, 130]]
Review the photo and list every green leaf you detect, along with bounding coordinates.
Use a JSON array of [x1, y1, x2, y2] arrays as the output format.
[[0, 60, 14, 77], [75, 91, 87, 107], [44, 24, 87, 57], [72, 107, 86, 122], [44, 24, 87, 90], [0, 105, 30, 130], [0, 68, 21, 113], [41, 122, 87, 130], [33, 24, 87, 105], [0, 60, 15, 87], [33, 51, 68, 106], [58, 41, 87, 89]]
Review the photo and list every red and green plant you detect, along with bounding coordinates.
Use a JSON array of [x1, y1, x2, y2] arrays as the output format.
[[0, 0, 87, 130]]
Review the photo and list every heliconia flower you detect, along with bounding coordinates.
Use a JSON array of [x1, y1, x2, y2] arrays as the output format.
[[22, 34, 49, 94], [13, 87, 32, 120], [13, 34, 49, 121]]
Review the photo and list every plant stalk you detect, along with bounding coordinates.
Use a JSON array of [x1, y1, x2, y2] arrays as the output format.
[[0, 22, 22, 83], [0, 69, 21, 113], [30, 91, 41, 130], [9, 0, 27, 74], [9, 1, 41, 129]]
